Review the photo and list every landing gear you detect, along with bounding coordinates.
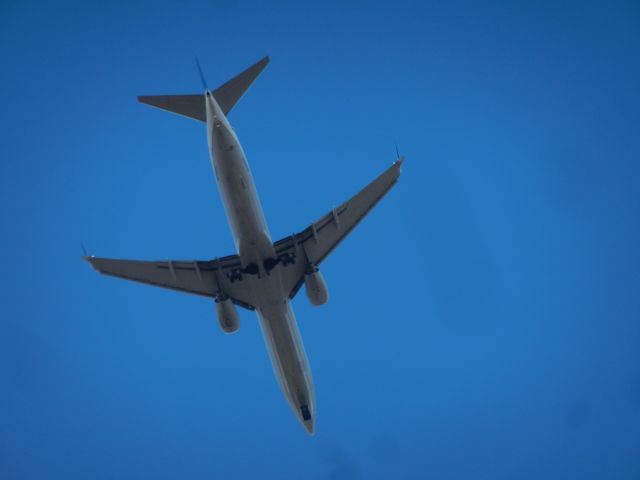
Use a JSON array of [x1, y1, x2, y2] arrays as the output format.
[[300, 404, 311, 421], [279, 252, 296, 267], [228, 252, 298, 282], [243, 263, 259, 275], [261, 252, 296, 273], [263, 257, 279, 272], [227, 268, 243, 283]]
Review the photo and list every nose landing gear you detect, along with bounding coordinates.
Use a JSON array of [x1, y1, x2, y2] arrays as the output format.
[[300, 404, 311, 421]]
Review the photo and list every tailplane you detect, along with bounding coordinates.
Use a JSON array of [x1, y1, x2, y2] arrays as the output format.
[[138, 56, 270, 122]]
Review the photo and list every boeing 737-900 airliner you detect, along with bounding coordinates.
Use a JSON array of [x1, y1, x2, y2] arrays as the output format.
[[85, 56, 403, 434]]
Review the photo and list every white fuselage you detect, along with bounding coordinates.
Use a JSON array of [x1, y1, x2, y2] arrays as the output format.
[[205, 92, 316, 434]]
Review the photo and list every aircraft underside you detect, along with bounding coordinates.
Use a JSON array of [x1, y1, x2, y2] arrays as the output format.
[[84, 55, 403, 434]]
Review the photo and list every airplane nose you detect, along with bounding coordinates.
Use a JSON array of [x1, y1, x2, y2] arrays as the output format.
[[303, 417, 315, 435]]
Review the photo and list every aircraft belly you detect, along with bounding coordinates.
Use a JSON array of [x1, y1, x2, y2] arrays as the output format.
[[211, 147, 274, 262], [257, 301, 316, 433], [94, 57, 404, 435], [206, 92, 315, 433]]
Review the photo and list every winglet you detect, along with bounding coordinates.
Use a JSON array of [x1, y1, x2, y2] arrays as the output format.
[[80, 242, 96, 266], [393, 143, 405, 166]]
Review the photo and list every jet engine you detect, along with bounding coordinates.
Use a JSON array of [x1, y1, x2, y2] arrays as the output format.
[[304, 267, 329, 306], [215, 297, 240, 333]]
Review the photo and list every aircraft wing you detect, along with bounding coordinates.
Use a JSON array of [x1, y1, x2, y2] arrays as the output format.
[[85, 254, 256, 310], [273, 158, 403, 299]]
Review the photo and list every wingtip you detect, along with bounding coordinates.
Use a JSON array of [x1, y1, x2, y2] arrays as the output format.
[[82, 255, 98, 270]]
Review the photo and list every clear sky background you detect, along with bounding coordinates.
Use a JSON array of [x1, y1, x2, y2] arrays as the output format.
[[1, 1, 639, 478]]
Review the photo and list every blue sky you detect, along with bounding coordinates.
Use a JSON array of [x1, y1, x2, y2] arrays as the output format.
[[1, 1, 639, 478]]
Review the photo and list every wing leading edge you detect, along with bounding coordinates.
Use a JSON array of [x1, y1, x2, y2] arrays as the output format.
[[273, 157, 404, 298]]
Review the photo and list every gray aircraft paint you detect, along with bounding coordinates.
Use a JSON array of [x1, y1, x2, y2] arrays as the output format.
[[85, 56, 402, 434], [205, 89, 316, 433]]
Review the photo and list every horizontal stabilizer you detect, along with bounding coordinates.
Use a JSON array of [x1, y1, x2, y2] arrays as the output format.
[[138, 94, 205, 121], [212, 55, 269, 114], [138, 56, 269, 122]]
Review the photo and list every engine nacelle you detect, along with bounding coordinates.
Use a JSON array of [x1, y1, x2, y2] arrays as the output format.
[[304, 269, 329, 306], [215, 298, 240, 333]]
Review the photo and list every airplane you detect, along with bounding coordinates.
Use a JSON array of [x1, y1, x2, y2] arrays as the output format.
[[84, 56, 403, 434]]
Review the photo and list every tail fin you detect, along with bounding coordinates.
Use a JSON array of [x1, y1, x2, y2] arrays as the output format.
[[138, 56, 270, 122]]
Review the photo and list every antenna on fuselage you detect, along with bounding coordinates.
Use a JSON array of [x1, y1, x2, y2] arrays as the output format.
[[195, 56, 209, 92]]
